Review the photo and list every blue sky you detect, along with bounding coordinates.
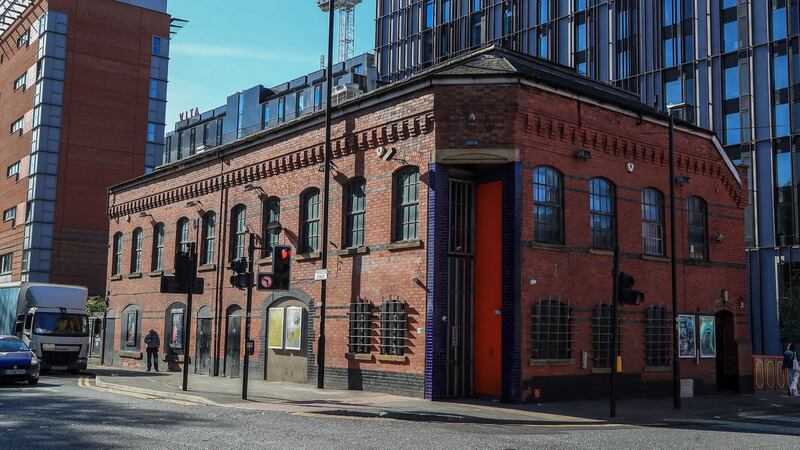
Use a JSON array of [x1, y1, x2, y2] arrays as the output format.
[[165, 0, 375, 126]]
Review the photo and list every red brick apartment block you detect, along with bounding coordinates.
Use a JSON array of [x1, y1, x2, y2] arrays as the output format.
[[0, 0, 169, 296], [105, 47, 750, 402]]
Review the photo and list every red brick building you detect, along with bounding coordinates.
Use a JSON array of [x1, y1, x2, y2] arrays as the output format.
[[0, 0, 170, 300], [105, 47, 750, 402]]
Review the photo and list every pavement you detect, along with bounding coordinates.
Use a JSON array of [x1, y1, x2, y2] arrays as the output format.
[[88, 365, 800, 426]]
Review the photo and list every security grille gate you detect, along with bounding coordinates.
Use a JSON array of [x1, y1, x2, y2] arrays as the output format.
[[447, 179, 475, 397]]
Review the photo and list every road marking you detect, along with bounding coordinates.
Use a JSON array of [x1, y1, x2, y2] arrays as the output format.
[[159, 399, 201, 406], [77, 376, 200, 405]]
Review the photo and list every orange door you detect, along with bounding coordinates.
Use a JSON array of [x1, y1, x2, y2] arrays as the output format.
[[473, 181, 503, 397]]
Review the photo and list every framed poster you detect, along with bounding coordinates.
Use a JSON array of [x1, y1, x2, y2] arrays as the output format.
[[125, 311, 137, 346], [699, 316, 716, 358], [284, 307, 303, 351], [169, 309, 184, 349], [678, 315, 697, 358], [268, 307, 284, 349]]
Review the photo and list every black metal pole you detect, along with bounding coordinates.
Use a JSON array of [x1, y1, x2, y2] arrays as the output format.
[[317, 0, 335, 390], [668, 111, 681, 410], [182, 242, 196, 392], [243, 233, 255, 400], [100, 292, 109, 365], [610, 245, 620, 417]]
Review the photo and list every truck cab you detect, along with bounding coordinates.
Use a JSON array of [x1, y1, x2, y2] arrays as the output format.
[[14, 283, 89, 373]]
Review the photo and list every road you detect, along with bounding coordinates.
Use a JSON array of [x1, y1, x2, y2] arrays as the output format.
[[0, 373, 798, 449]]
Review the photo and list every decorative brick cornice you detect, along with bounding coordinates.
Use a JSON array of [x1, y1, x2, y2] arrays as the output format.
[[108, 111, 435, 218], [527, 113, 745, 209]]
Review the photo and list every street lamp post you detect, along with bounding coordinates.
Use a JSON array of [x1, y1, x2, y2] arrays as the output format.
[[317, 0, 336, 390]]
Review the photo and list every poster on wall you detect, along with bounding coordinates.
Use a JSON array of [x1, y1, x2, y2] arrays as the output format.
[[169, 310, 183, 349], [284, 307, 303, 351], [678, 315, 697, 358], [268, 308, 284, 349], [699, 316, 716, 358], [126, 311, 137, 346]]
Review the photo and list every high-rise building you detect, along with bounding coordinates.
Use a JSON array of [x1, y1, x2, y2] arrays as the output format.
[[375, 0, 798, 355], [0, 0, 170, 299]]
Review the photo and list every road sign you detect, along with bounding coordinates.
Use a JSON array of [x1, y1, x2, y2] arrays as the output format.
[[314, 269, 328, 281], [256, 272, 274, 291]]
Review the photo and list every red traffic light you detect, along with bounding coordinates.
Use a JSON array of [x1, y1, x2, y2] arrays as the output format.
[[280, 248, 291, 260]]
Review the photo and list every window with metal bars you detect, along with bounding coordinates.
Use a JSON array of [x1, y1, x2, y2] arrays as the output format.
[[530, 299, 572, 360], [641, 188, 665, 256], [301, 189, 320, 253], [394, 167, 419, 242], [344, 178, 366, 248], [348, 297, 372, 355], [533, 166, 563, 244], [589, 178, 615, 250], [645, 306, 671, 367], [687, 196, 707, 260], [592, 304, 613, 369], [380, 298, 406, 356]]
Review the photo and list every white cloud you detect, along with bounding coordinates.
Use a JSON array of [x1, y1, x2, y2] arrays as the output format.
[[170, 43, 316, 64]]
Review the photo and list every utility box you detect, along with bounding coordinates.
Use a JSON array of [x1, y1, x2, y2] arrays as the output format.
[[680, 379, 694, 398]]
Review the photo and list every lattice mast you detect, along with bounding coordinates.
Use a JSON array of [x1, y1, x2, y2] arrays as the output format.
[[317, 0, 362, 63]]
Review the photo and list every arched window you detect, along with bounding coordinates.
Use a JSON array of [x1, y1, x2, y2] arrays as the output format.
[[394, 166, 420, 242], [202, 211, 216, 265], [230, 205, 247, 260], [591, 304, 613, 369], [687, 196, 707, 260], [263, 197, 280, 257], [530, 299, 572, 360], [112, 232, 123, 275], [589, 178, 615, 250], [344, 178, 366, 248], [301, 189, 320, 253], [644, 306, 671, 367], [152, 223, 164, 271], [131, 228, 143, 273], [176, 217, 190, 254], [533, 166, 563, 244], [641, 188, 665, 256]]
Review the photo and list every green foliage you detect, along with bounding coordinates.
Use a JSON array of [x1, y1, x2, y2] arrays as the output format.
[[85, 296, 107, 314], [780, 286, 800, 344]]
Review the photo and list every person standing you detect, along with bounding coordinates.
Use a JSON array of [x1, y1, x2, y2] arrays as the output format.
[[144, 329, 160, 372], [784, 343, 798, 396]]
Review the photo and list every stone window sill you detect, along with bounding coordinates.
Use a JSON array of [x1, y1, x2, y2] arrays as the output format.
[[337, 246, 369, 257], [149, 270, 164, 277], [588, 249, 614, 256], [641, 254, 670, 263], [295, 251, 321, 262], [197, 264, 217, 273], [386, 240, 423, 251], [109, 275, 123, 281], [127, 272, 143, 279], [527, 242, 569, 252], [529, 359, 574, 366], [119, 351, 142, 360], [376, 354, 407, 363], [345, 353, 373, 361]]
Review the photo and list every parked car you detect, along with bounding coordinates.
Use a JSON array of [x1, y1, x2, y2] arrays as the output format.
[[0, 335, 40, 385]]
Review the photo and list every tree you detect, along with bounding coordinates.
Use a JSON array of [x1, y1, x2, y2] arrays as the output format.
[[86, 296, 107, 314]]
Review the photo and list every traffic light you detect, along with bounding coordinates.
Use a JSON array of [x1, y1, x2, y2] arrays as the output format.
[[229, 257, 251, 289], [617, 272, 644, 305], [271, 246, 292, 290]]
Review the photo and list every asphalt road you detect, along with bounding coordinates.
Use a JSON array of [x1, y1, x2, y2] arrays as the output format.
[[1, 373, 799, 449]]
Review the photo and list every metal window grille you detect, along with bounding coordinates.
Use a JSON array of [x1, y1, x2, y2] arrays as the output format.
[[131, 228, 143, 273], [645, 306, 671, 367], [641, 188, 665, 256], [177, 218, 191, 254], [231, 206, 247, 259], [687, 197, 707, 260], [589, 178, 615, 250], [152, 223, 164, 271], [530, 297, 572, 360], [345, 179, 366, 248], [302, 190, 320, 253], [263, 198, 280, 256], [533, 166, 563, 244], [203, 212, 216, 265], [449, 179, 474, 255], [113, 232, 123, 275], [394, 167, 419, 241], [592, 304, 614, 369], [380, 297, 407, 356], [348, 297, 373, 354]]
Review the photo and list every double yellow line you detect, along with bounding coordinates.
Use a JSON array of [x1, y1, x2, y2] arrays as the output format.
[[77, 376, 199, 406]]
